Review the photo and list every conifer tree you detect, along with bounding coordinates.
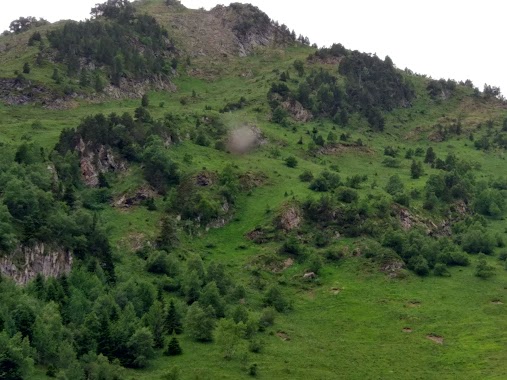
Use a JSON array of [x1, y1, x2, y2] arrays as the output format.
[[164, 336, 182, 356], [165, 299, 183, 334]]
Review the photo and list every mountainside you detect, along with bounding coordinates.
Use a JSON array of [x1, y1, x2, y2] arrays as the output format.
[[1, 1, 507, 379]]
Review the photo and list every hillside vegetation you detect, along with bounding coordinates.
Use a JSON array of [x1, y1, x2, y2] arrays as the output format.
[[1, 1, 507, 379]]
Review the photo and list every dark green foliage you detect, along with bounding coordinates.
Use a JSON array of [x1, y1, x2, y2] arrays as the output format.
[[461, 228, 496, 255], [142, 137, 180, 194], [185, 302, 215, 342], [165, 336, 182, 356], [427, 78, 457, 99], [424, 147, 436, 164], [28, 31, 42, 45], [309, 171, 341, 192], [141, 94, 149, 108], [165, 299, 183, 335], [408, 255, 429, 276], [385, 175, 404, 195], [433, 263, 450, 277], [339, 50, 414, 113], [474, 189, 505, 218], [285, 156, 298, 168], [9, 16, 48, 34], [384, 146, 398, 157], [299, 170, 314, 182], [293, 59, 304, 77], [263, 286, 290, 312], [411, 160, 424, 179], [47, 3, 172, 84], [22, 63, 30, 74], [337, 187, 359, 203], [475, 254, 495, 278], [156, 216, 179, 252]]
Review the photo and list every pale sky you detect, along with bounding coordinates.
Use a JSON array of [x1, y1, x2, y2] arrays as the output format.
[[1, 0, 506, 94]]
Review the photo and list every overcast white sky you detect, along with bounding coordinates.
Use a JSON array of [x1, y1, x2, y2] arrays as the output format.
[[1, 0, 506, 93]]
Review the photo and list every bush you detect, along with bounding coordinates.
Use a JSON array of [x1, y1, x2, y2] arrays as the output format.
[[299, 170, 314, 182], [258, 308, 276, 331], [461, 230, 496, 254], [337, 187, 358, 203], [475, 255, 495, 278], [433, 263, 450, 277], [408, 255, 429, 276], [263, 286, 289, 312], [285, 156, 298, 168]]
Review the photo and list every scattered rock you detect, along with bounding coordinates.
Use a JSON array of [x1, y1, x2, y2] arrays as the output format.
[[114, 186, 156, 208], [283, 258, 294, 270], [380, 260, 405, 278], [491, 300, 503, 305], [245, 227, 270, 244], [407, 301, 421, 308], [195, 171, 217, 187], [402, 328, 413, 333], [303, 272, 316, 280]]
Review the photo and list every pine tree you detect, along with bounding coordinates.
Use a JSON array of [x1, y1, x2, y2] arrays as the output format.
[[22, 62, 30, 74], [410, 160, 424, 179], [165, 299, 183, 334], [164, 336, 182, 356]]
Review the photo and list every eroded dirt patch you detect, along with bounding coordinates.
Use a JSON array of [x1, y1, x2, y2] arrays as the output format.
[[276, 331, 290, 341], [426, 334, 444, 344], [330, 287, 341, 295], [402, 328, 413, 333], [407, 301, 421, 308]]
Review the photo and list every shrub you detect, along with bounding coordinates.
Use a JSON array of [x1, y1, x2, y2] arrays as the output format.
[[475, 255, 495, 278], [433, 263, 450, 277], [285, 156, 298, 168], [299, 170, 314, 182]]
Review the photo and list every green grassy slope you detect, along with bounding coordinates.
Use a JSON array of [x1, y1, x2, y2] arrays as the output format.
[[2, 3, 507, 379]]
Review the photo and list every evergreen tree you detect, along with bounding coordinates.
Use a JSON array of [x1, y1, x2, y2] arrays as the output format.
[[22, 62, 30, 74], [165, 299, 183, 335], [141, 93, 149, 107], [424, 147, 436, 164], [164, 336, 182, 356], [410, 160, 424, 179]]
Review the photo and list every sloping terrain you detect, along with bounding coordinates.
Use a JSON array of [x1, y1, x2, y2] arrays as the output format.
[[1, 1, 507, 379]]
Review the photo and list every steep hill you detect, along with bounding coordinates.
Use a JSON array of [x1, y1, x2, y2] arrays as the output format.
[[1, 1, 507, 379]]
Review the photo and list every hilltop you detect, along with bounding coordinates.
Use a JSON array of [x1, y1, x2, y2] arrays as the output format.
[[1, 1, 507, 379]]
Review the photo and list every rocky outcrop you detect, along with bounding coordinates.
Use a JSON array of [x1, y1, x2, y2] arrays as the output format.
[[159, 3, 294, 59], [276, 206, 302, 232], [281, 100, 313, 122], [0, 78, 71, 109], [77, 138, 126, 187], [0, 243, 72, 285], [114, 186, 157, 208]]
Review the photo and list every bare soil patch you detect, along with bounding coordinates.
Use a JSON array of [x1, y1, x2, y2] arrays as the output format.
[[407, 301, 421, 308], [402, 328, 413, 333], [276, 331, 290, 341], [330, 287, 341, 295], [426, 334, 444, 344]]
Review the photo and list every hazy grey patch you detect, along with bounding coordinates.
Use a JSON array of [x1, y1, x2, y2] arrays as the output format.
[[227, 124, 265, 154]]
